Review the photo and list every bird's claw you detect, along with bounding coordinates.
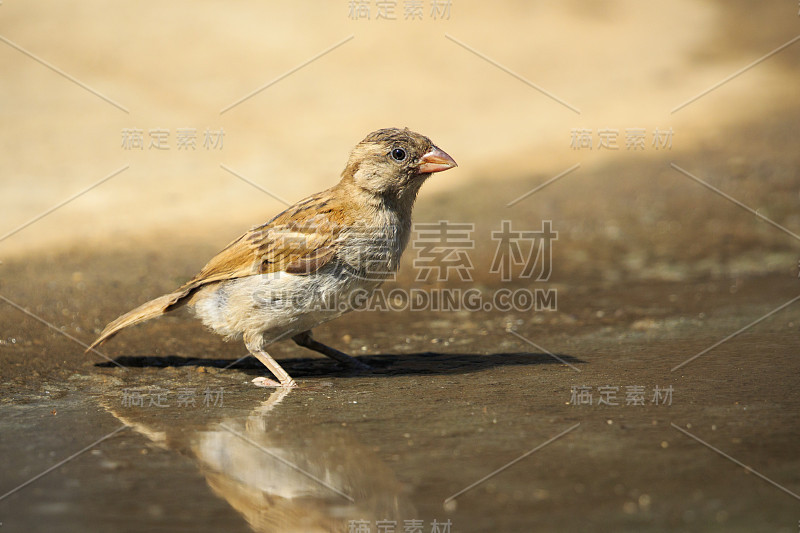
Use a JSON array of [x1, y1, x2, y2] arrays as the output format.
[[252, 376, 297, 388]]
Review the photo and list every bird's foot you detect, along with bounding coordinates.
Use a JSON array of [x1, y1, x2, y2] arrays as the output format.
[[251, 376, 297, 388], [292, 330, 372, 371], [343, 358, 372, 371]]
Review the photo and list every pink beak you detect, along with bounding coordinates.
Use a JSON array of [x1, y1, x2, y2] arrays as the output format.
[[418, 146, 457, 174]]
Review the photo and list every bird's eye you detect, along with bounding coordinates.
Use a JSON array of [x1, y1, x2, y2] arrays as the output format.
[[390, 148, 407, 162]]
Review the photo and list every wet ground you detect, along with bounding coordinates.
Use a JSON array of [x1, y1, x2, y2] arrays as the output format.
[[1, 249, 799, 532]]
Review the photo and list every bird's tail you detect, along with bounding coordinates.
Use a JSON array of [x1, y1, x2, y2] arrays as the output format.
[[86, 290, 189, 352]]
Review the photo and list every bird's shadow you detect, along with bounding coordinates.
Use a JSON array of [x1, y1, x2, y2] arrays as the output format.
[[96, 351, 585, 378]]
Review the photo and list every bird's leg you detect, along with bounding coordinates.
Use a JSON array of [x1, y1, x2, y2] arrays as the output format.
[[245, 337, 297, 388], [292, 330, 371, 370]]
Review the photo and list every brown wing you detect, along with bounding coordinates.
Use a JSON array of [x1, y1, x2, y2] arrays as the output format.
[[176, 189, 350, 295], [88, 187, 355, 348]]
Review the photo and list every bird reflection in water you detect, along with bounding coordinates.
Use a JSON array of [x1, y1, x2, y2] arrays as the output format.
[[107, 387, 415, 532]]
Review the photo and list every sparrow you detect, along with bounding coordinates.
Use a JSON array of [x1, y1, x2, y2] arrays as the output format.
[[88, 128, 457, 387]]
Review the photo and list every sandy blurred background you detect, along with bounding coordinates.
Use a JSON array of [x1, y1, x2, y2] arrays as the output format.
[[1, 0, 799, 279]]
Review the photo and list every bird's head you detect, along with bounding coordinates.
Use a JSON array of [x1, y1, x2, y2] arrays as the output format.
[[342, 128, 457, 201]]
